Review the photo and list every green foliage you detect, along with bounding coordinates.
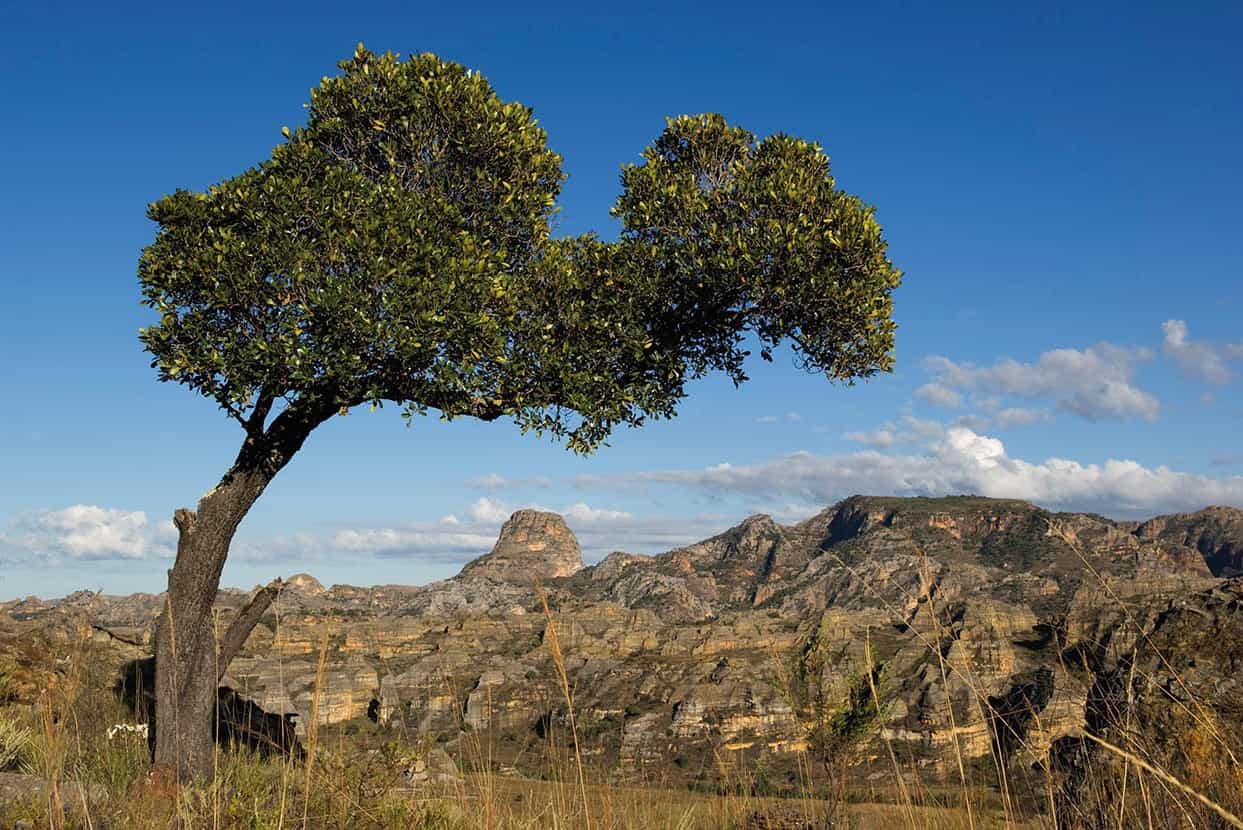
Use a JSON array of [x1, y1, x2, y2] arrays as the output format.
[[140, 45, 900, 452], [787, 620, 889, 766], [611, 113, 899, 381]]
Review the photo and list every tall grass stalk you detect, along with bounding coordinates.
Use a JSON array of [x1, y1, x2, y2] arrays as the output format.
[[536, 582, 591, 830], [301, 626, 330, 830]]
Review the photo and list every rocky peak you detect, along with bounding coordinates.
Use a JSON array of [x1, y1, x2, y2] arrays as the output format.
[[679, 514, 783, 566], [1135, 505, 1243, 577], [284, 573, 326, 595], [820, 496, 893, 544], [459, 510, 584, 584], [731, 514, 782, 552], [1200, 505, 1243, 520]]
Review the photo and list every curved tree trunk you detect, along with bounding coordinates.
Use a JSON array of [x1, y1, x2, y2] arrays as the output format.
[[153, 472, 269, 779], [152, 394, 335, 780]]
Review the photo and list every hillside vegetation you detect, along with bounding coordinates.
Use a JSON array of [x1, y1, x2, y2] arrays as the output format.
[[3, 495, 1242, 828]]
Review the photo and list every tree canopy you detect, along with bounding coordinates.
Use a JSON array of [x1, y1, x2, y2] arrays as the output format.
[[140, 45, 901, 453]]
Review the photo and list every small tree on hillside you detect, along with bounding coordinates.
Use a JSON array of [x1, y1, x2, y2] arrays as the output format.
[[138, 45, 901, 779]]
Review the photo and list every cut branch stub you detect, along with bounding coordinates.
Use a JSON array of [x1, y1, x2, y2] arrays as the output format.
[[173, 508, 197, 535]]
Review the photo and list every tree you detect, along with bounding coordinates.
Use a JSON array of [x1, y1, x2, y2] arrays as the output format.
[[782, 619, 890, 813], [138, 44, 901, 779]]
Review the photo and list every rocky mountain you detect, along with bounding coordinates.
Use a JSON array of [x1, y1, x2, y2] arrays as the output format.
[[1133, 504, 1243, 576], [5, 495, 1242, 796], [459, 509, 584, 583]]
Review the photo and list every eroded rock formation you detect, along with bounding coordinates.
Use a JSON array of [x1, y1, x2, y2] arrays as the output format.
[[7, 497, 1242, 793], [459, 509, 584, 583]]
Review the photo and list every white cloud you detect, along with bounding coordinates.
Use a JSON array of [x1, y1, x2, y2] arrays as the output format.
[[577, 427, 1243, 518], [843, 426, 901, 448], [560, 502, 633, 523], [0, 506, 175, 563], [260, 497, 669, 565], [460, 497, 634, 529], [566, 512, 735, 556], [954, 414, 993, 431], [755, 415, 779, 424], [785, 412, 803, 423], [465, 497, 513, 523], [915, 382, 963, 409], [1161, 319, 1239, 385], [924, 344, 1158, 421], [753, 502, 825, 522], [464, 473, 552, 491], [994, 407, 1051, 428], [953, 407, 1054, 432], [465, 472, 508, 490], [330, 527, 497, 559], [902, 416, 948, 441], [845, 416, 946, 447], [948, 403, 1052, 431]]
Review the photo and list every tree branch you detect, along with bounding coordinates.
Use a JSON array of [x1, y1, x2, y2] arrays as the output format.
[[233, 386, 341, 478], [217, 578, 282, 681], [244, 390, 276, 437], [91, 624, 146, 648]]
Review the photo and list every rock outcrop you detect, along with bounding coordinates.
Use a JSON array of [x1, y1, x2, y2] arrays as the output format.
[[284, 573, 326, 595], [459, 509, 584, 584], [1135, 504, 1243, 576], [9, 497, 1243, 796]]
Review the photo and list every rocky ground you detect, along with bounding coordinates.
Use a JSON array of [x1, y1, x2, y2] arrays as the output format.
[[3, 495, 1242, 809]]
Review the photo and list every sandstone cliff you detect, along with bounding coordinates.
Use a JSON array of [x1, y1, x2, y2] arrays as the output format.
[[7, 496, 1242, 796], [459, 509, 584, 583]]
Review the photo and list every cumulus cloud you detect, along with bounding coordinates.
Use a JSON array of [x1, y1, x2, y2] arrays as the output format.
[[465, 497, 514, 523], [330, 527, 498, 560], [843, 426, 901, 448], [915, 383, 963, 409], [0, 506, 175, 564], [955, 407, 1051, 431], [560, 502, 632, 523], [994, 407, 1051, 427], [923, 344, 1158, 421], [464, 473, 553, 491], [844, 416, 952, 448], [567, 512, 735, 555], [953, 414, 993, 431], [577, 427, 1243, 518], [231, 495, 695, 566], [1161, 319, 1241, 385]]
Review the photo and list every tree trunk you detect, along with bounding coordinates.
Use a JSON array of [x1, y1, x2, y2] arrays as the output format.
[[152, 474, 267, 780], [152, 394, 335, 780]]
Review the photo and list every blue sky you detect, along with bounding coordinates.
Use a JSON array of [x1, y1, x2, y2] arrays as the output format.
[[2, 1, 1241, 599]]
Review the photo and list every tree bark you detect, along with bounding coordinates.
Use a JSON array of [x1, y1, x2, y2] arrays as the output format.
[[217, 578, 282, 682], [152, 394, 335, 780]]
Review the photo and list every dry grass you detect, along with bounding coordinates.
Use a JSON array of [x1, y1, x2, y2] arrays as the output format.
[[2, 551, 1241, 830], [536, 581, 592, 829]]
